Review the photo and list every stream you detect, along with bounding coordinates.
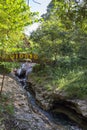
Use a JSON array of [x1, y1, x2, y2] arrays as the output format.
[[20, 79, 82, 130], [14, 63, 83, 130], [26, 88, 82, 130]]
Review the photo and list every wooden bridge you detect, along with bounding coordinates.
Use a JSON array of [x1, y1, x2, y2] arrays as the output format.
[[0, 53, 39, 62]]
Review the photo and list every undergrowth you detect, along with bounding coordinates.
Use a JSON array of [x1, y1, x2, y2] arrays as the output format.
[[31, 57, 87, 99], [0, 93, 14, 115]]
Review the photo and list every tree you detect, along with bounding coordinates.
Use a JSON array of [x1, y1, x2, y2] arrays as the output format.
[[30, 0, 87, 67], [0, 0, 38, 94], [0, 0, 37, 52]]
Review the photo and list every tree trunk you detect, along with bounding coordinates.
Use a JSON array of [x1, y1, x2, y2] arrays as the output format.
[[0, 74, 5, 95]]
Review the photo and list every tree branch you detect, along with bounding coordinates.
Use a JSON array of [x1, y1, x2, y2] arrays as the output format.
[[32, 0, 41, 5]]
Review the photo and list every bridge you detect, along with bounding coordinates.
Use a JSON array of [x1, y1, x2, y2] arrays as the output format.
[[0, 53, 38, 62]]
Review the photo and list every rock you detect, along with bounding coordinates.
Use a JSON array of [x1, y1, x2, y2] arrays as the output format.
[[27, 76, 87, 129], [52, 90, 87, 119], [2, 74, 61, 130], [15, 68, 26, 78], [68, 99, 87, 118], [53, 90, 68, 100], [15, 62, 36, 79]]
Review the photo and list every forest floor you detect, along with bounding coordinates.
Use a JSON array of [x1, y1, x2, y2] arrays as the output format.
[[0, 74, 65, 130]]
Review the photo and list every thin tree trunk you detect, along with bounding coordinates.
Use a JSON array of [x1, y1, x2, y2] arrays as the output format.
[[0, 74, 5, 95]]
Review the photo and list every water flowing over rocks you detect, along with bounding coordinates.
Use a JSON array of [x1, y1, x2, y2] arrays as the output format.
[[0, 74, 64, 130], [27, 74, 87, 130], [13, 62, 87, 130]]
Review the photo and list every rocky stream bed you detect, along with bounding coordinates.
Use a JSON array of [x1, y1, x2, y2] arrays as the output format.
[[0, 62, 87, 130], [25, 76, 87, 130], [0, 74, 60, 130]]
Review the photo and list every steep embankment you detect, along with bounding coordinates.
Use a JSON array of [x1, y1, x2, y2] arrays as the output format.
[[27, 71, 87, 130], [0, 74, 65, 130]]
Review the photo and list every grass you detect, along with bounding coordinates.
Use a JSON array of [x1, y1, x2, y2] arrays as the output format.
[[57, 69, 87, 99], [0, 62, 20, 74], [0, 93, 14, 115], [0, 93, 14, 130], [30, 62, 87, 99]]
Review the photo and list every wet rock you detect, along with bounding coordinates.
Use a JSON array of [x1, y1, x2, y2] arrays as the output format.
[[27, 76, 87, 129], [15, 68, 26, 78], [14, 62, 36, 79]]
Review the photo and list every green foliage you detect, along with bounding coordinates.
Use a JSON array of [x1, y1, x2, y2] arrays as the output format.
[[53, 0, 87, 31], [58, 69, 87, 99], [0, 0, 38, 53], [0, 0, 37, 94], [30, 0, 87, 64], [0, 94, 14, 115], [0, 62, 20, 74], [30, 0, 87, 99], [31, 64, 87, 99]]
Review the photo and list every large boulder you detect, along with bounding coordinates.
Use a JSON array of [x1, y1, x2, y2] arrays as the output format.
[[15, 68, 26, 78], [14, 62, 36, 78]]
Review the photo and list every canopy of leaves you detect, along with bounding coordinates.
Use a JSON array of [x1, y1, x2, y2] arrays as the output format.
[[30, 0, 87, 64], [29, 0, 87, 100], [0, 0, 38, 52]]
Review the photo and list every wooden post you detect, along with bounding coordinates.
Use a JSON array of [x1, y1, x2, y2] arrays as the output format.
[[0, 74, 5, 95]]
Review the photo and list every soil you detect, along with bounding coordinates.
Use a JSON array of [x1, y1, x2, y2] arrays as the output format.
[[0, 74, 64, 130]]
